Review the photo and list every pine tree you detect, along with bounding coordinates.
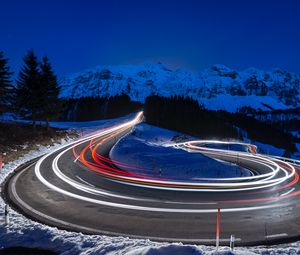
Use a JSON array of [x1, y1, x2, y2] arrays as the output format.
[[0, 51, 13, 115], [16, 50, 42, 126], [40, 56, 60, 127]]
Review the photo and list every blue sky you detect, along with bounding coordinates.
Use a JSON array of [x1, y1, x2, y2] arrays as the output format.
[[1, 0, 300, 76]]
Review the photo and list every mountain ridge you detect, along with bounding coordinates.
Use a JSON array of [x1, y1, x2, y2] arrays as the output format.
[[59, 62, 300, 112]]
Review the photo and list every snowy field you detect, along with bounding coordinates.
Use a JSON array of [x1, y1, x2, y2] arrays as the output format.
[[200, 95, 290, 113], [1, 116, 300, 254], [110, 123, 251, 180]]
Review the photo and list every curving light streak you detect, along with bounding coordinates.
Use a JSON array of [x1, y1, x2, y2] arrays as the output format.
[[33, 111, 300, 213]]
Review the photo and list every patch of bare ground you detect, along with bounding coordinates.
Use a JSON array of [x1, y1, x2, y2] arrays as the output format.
[[0, 122, 78, 164]]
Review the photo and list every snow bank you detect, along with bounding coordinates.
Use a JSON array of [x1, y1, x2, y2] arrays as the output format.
[[1, 117, 300, 254], [110, 123, 251, 180], [0, 141, 258, 255]]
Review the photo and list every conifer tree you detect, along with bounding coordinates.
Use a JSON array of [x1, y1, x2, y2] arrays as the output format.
[[0, 51, 13, 115], [40, 56, 60, 127], [16, 50, 42, 125]]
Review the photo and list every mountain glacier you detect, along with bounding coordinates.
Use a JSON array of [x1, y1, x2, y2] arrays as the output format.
[[60, 62, 300, 112]]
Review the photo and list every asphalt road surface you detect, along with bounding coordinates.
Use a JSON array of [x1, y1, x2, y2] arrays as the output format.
[[3, 112, 300, 246]]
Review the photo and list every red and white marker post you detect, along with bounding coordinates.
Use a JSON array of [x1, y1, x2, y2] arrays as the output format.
[[216, 208, 221, 250], [0, 154, 2, 172]]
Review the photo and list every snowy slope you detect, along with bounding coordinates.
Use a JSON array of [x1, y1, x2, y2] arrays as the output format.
[[110, 123, 251, 179], [60, 63, 300, 112], [2, 116, 300, 254]]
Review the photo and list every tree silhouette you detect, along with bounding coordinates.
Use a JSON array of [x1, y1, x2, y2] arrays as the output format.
[[15, 50, 42, 125], [144, 95, 296, 153], [0, 51, 13, 115], [40, 56, 60, 127]]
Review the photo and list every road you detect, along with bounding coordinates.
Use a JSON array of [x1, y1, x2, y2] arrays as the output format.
[[3, 111, 300, 246]]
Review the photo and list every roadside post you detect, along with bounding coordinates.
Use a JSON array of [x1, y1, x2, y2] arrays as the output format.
[[153, 158, 156, 175], [230, 234, 235, 251], [0, 154, 2, 171], [216, 208, 221, 250], [4, 205, 9, 225]]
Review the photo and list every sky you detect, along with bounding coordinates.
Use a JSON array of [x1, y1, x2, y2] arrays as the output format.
[[1, 0, 300, 77]]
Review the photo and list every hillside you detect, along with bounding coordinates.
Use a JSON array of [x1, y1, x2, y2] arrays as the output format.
[[60, 62, 300, 112]]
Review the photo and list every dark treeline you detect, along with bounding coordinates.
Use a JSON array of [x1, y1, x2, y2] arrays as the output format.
[[61, 94, 142, 121], [272, 119, 300, 135], [224, 112, 297, 153], [144, 95, 297, 153], [15, 50, 61, 127], [145, 95, 238, 138], [238, 106, 300, 135], [239, 106, 300, 115], [0, 51, 14, 115], [0, 50, 298, 153], [0, 50, 141, 125], [0, 50, 60, 127]]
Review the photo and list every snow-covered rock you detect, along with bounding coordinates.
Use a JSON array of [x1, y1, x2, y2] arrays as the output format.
[[60, 62, 300, 112]]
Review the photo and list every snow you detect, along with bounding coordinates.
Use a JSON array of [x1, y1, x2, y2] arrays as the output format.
[[294, 144, 300, 159], [48, 113, 136, 135], [291, 131, 300, 138], [200, 95, 289, 112], [1, 116, 300, 254], [246, 141, 285, 157], [0, 112, 15, 121], [59, 62, 300, 112], [110, 123, 251, 180], [0, 112, 136, 136], [126, 244, 206, 255]]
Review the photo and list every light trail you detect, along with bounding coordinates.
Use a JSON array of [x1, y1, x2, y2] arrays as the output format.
[[32, 111, 300, 213]]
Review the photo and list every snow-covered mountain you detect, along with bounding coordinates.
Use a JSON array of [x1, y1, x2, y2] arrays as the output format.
[[60, 63, 300, 112]]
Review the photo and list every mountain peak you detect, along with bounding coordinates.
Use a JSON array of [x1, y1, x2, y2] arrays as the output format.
[[60, 62, 300, 112]]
